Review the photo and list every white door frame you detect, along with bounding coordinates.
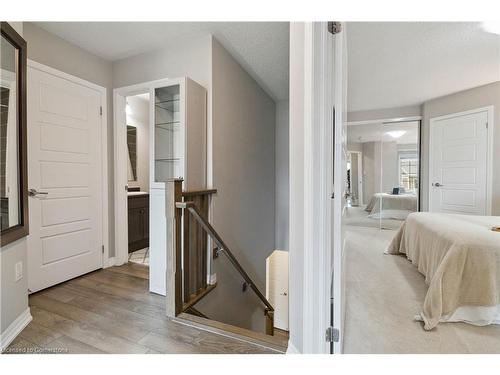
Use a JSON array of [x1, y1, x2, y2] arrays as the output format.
[[428, 106, 494, 215], [288, 21, 343, 354], [26, 59, 109, 268], [113, 78, 174, 266], [347, 150, 363, 206]]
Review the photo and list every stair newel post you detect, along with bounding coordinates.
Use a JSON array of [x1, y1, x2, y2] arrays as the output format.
[[265, 309, 275, 336], [165, 179, 184, 318]]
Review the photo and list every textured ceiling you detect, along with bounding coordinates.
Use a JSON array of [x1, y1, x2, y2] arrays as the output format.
[[34, 22, 289, 101], [347, 22, 500, 112]]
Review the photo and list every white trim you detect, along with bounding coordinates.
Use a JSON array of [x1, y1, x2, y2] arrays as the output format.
[[26, 59, 109, 270], [105, 257, 116, 268], [428, 106, 494, 215], [347, 116, 422, 126], [332, 22, 347, 355], [286, 340, 300, 354], [300, 22, 335, 354], [0, 308, 32, 352], [113, 78, 175, 267]]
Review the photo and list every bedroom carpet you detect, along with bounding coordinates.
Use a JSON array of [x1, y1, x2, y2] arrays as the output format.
[[343, 207, 500, 354]]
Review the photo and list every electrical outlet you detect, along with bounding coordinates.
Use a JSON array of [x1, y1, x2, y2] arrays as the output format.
[[15, 261, 23, 282]]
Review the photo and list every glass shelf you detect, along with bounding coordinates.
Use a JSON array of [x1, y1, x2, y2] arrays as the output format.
[[155, 158, 181, 162], [155, 121, 180, 131], [154, 84, 181, 183], [156, 99, 179, 112]]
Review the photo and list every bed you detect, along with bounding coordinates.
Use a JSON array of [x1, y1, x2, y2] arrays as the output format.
[[387, 212, 500, 330], [365, 193, 418, 220]]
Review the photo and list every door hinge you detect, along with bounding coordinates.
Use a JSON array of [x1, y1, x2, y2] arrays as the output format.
[[102, 245, 105, 254], [99, 106, 103, 116], [486, 122, 488, 129], [328, 22, 342, 35], [326, 327, 339, 343]]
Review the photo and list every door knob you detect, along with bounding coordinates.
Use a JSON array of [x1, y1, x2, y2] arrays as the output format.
[[28, 188, 48, 197], [433, 183, 444, 187]]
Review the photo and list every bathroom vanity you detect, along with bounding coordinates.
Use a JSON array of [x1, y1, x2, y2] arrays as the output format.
[[128, 191, 149, 253]]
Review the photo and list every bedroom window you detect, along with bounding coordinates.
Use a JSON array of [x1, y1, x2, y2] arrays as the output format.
[[399, 152, 419, 193]]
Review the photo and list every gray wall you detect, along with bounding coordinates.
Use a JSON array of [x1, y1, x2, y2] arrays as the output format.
[[0, 22, 28, 344], [421, 81, 500, 214], [1, 24, 280, 337], [113, 35, 277, 332], [275, 100, 289, 251], [379, 141, 399, 193], [362, 142, 376, 204], [196, 38, 276, 333], [360, 140, 406, 203], [112, 33, 213, 186]]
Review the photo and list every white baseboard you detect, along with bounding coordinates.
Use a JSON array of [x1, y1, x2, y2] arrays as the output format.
[[286, 339, 300, 354], [0, 307, 32, 353], [207, 273, 217, 285], [104, 256, 116, 268]]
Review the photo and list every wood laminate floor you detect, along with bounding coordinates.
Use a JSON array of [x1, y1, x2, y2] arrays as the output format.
[[5, 263, 277, 354]]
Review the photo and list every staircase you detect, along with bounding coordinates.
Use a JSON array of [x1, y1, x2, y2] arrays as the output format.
[[164, 179, 283, 349]]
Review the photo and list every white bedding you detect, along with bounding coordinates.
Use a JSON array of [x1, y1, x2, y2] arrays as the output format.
[[365, 193, 417, 220], [387, 212, 500, 330]]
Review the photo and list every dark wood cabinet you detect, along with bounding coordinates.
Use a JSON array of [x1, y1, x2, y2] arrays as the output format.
[[128, 193, 149, 253]]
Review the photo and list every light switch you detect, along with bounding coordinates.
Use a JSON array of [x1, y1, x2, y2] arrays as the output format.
[[15, 261, 23, 282]]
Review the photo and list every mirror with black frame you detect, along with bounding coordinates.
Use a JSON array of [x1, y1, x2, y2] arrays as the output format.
[[0, 22, 28, 246]]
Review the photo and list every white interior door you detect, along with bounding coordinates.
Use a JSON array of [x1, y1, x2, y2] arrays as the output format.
[[266, 250, 289, 331], [331, 23, 347, 354], [27, 65, 104, 293], [429, 109, 489, 215]]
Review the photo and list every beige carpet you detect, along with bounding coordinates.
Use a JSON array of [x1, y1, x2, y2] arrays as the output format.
[[343, 207, 500, 353]]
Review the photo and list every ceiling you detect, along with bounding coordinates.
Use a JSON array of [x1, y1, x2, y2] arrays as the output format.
[[34, 22, 289, 101], [347, 22, 500, 112], [347, 121, 420, 145]]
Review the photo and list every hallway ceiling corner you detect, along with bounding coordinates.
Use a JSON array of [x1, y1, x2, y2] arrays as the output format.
[[33, 22, 290, 101]]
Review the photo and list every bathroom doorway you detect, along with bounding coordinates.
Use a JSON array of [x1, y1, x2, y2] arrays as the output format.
[[125, 93, 151, 267]]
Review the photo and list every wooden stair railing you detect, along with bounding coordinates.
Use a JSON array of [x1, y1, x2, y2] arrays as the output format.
[[165, 179, 275, 336], [180, 188, 217, 309], [176, 199, 275, 336]]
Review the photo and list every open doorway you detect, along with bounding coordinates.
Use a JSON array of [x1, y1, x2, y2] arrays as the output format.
[[124, 93, 150, 267], [342, 21, 500, 354]]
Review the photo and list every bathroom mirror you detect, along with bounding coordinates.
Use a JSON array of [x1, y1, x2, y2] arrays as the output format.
[[0, 22, 28, 246], [127, 125, 137, 181]]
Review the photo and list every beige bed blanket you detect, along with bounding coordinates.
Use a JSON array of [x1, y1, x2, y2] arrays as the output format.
[[387, 212, 500, 330], [365, 193, 417, 215]]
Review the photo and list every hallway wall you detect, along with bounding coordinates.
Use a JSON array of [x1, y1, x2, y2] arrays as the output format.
[[0, 22, 29, 350]]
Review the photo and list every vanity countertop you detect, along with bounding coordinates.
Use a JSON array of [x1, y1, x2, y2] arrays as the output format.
[[127, 191, 149, 197]]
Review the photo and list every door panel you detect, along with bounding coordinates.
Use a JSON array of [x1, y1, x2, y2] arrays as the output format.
[[430, 110, 488, 215], [266, 250, 289, 331], [27, 66, 103, 293]]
